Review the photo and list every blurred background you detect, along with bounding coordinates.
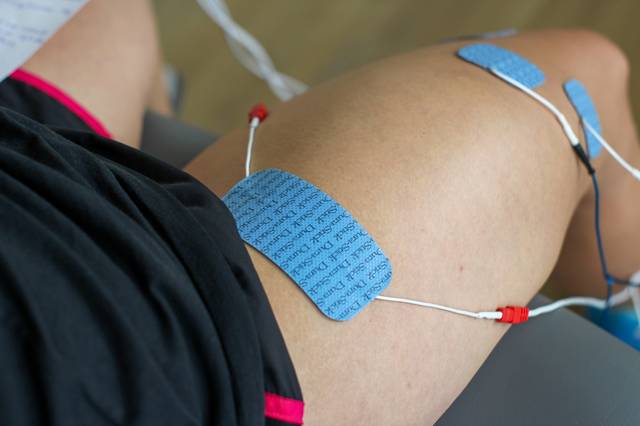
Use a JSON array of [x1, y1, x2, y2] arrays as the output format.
[[153, 0, 640, 134]]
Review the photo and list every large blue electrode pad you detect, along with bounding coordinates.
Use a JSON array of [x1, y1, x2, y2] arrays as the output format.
[[457, 43, 545, 89], [223, 169, 393, 321], [563, 79, 602, 158]]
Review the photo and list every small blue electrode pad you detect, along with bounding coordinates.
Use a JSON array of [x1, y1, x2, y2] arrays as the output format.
[[563, 79, 602, 158], [223, 169, 393, 321], [457, 43, 545, 89]]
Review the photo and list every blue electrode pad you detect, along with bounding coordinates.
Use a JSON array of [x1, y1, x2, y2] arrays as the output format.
[[457, 43, 545, 89], [223, 169, 393, 321], [563, 79, 602, 158]]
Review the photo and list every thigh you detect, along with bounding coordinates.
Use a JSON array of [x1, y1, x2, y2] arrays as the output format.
[[19, 0, 162, 147], [187, 30, 629, 424]]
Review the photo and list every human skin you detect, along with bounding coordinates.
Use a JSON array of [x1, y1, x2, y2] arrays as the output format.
[[187, 30, 640, 424], [21, 2, 640, 423], [19, 0, 170, 148]]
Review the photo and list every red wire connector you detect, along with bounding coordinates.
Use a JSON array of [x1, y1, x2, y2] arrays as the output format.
[[496, 306, 529, 324], [248, 103, 269, 124]]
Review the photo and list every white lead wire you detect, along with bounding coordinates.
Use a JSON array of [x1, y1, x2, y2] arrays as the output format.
[[492, 68, 640, 183], [490, 68, 581, 147], [375, 295, 503, 320], [376, 285, 635, 322], [245, 117, 260, 177], [583, 120, 640, 182], [529, 296, 608, 317], [529, 288, 637, 317]]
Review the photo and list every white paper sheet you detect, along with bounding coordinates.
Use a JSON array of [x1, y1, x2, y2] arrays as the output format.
[[0, 0, 88, 81]]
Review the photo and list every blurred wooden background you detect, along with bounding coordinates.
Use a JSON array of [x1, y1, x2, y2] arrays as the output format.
[[153, 0, 640, 134]]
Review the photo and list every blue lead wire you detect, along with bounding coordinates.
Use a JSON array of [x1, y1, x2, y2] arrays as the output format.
[[590, 172, 640, 308], [591, 173, 615, 304]]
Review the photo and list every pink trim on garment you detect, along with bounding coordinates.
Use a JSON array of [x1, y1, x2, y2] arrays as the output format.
[[10, 68, 111, 138], [265, 392, 304, 424]]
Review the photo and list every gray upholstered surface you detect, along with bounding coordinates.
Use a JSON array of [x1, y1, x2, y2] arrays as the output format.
[[140, 111, 215, 169], [437, 295, 640, 425], [141, 114, 640, 425]]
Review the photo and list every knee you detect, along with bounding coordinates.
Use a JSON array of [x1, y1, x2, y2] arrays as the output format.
[[556, 29, 629, 82]]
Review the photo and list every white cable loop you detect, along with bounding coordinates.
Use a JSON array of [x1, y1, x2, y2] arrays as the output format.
[[197, 0, 308, 101]]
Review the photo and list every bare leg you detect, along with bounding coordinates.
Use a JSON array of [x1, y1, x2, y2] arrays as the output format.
[[551, 77, 640, 297], [147, 64, 173, 117], [187, 30, 640, 424], [19, 0, 166, 147]]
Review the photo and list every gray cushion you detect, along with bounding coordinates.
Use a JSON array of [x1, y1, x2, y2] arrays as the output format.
[[437, 295, 640, 425]]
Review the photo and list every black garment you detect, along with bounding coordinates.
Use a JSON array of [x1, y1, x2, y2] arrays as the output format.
[[0, 76, 302, 425]]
